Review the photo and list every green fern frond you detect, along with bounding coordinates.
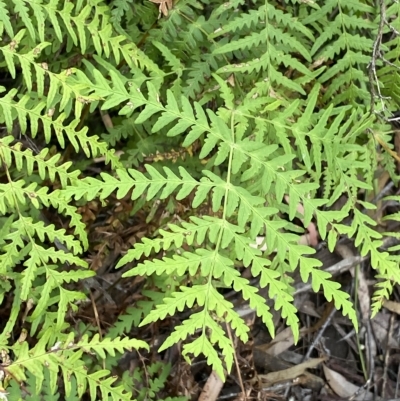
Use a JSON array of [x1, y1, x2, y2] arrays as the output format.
[[303, 0, 374, 105], [182, 60, 212, 99], [0, 90, 121, 168], [139, 285, 242, 377], [371, 277, 394, 317], [0, 136, 80, 186], [109, 0, 133, 24], [117, 216, 221, 267], [68, 53, 362, 376], [21, 216, 82, 255], [38, 188, 88, 248], [0, 29, 49, 88], [63, 164, 202, 202], [6, 330, 148, 401], [0, 0, 13, 37], [0, 32, 102, 117], [106, 291, 163, 338], [210, 3, 313, 94], [153, 40, 183, 75]]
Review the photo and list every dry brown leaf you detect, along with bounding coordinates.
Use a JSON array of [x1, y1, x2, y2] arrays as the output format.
[[384, 300, 400, 315], [256, 323, 319, 356], [259, 357, 326, 385], [256, 327, 297, 356], [323, 364, 374, 400], [149, 0, 173, 17]]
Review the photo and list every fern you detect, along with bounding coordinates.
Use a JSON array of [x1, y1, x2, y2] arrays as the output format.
[[123, 361, 187, 401], [302, 0, 375, 105], [211, 3, 314, 95], [4, 330, 148, 400], [109, 0, 134, 24], [59, 69, 358, 374], [1, 0, 400, 397], [0, 88, 121, 167]]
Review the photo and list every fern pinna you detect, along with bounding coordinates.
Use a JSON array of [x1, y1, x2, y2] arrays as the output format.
[[0, 0, 400, 398]]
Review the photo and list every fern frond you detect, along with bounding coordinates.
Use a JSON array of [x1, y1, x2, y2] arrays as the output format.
[[30, 272, 92, 330], [153, 40, 183, 75], [210, 3, 313, 94], [303, 0, 374, 105], [21, 216, 83, 255], [6, 330, 148, 401], [109, 0, 134, 24], [38, 188, 88, 248], [0, 136, 80, 187], [106, 291, 163, 338], [182, 60, 212, 99], [117, 216, 222, 267], [0, 34, 103, 117], [63, 164, 202, 202], [12, 0, 38, 40], [139, 285, 242, 377], [371, 276, 395, 317], [0, 90, 121, 168], [0, 29, 49, 89], [0, 0, 13, 37]]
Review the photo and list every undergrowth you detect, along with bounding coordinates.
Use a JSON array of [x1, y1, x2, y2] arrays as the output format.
[[0, 0, 400, 399]]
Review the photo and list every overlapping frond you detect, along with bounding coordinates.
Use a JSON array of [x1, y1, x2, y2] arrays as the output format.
[[302, 0, 374, 105], [210, 3, 313, 95], [5, 330, 148, 401], [0, 88, 121, 168]]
